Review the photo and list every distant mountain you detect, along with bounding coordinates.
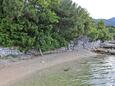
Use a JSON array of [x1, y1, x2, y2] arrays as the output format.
[[104, 17, 115, 27], [94, 17, 115, 27]]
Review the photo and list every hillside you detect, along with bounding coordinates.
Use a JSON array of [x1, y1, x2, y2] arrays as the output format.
[[105, 17, 115, 26], [94, 17, 115, 27]]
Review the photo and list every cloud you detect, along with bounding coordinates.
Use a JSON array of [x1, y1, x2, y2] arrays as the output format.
[[72, 0, 115, 19]]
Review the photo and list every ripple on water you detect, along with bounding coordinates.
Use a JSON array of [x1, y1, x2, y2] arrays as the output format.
[[86, 55, 115, 86]]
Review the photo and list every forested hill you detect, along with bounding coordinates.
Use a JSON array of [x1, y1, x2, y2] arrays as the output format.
[[94, 17, 115, 27], [0, 0, 113, 52], [104, 17, 115, 27]]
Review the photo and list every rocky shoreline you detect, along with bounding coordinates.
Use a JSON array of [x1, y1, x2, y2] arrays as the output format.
[[0, 39, 101, 63], [93, 41, 115, 55], [0, 48, 98, 86], [0, 39, 114, 64]]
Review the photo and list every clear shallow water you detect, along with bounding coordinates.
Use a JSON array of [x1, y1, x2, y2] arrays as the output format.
[[11, 55, 115, 86], [79, 55, 115, 86]]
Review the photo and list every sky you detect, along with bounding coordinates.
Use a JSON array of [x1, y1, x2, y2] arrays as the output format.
[[72, 0, 115, 19]]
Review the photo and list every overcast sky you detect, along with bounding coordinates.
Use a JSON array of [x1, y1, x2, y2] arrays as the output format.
[[72, 0, 115, 19]]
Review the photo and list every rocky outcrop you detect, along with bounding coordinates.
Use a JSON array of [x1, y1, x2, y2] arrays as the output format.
[[93, 41, 115, 55], [0, 36, 101, 58], [0, 48, 23, 57]]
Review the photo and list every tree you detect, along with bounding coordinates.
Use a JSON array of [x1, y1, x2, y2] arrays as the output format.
[[53, 0, 92, 42], [87, 20, 112, 41], [0, 0, 112, 53], [0, 0, 60, 52]]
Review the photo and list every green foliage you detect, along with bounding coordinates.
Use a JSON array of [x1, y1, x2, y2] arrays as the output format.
[[88, 27, 99, 41], [107, 26, 115, 40], [54, 0, 93, 42], [0, 0, 61, 52], [97, 20, 105, 30], [97, 21, 112, 41], [88, 21, 112, 41], [0, 0, 113, 52], [1, 0, 24, 18], [97, 29, 111, 41]]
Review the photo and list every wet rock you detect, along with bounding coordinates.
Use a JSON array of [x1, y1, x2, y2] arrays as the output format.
[[64, 67, 71, 72]]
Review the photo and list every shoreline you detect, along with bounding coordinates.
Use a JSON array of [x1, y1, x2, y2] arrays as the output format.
[[0, 49, 98, 86]]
